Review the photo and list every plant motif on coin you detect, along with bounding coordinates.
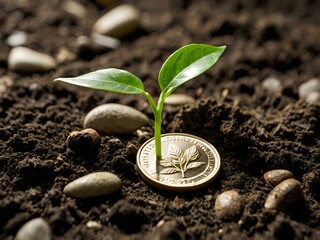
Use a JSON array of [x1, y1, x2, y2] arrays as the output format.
[[160, 143, 204, 178], [54, 44, 226, 161]]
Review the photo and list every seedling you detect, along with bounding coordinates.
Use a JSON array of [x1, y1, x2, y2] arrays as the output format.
[[54, 44, 226, 161]]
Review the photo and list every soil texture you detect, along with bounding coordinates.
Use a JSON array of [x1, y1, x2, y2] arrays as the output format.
[[0, 0, 319, 239]]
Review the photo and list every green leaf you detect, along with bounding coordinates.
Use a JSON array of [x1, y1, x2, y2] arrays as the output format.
[[158, 44, 226, 95], [54, 68, 145, 94]]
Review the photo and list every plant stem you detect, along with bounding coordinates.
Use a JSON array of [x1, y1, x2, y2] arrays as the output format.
[[142, 92, 164, 161], [155, 92, 165, 160]]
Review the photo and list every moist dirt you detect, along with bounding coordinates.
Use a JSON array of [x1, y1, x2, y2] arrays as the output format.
[[0, 0, 319, 239]]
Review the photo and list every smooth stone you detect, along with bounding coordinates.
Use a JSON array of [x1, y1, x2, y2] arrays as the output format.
[[298, 78, 320, 99], [263, 169, 294, 187], [164, 94, 195, 106], [261, 77, 282, 93], [214, 190, 243, 221], [8, 47, 56, 73], [86, 220, 102, 229], [62, 0, 87, 18], [84, 103, 149, 134], [93, 4, 140, 38], [264, 178, 304, 210], [63, 172, 121, 199], [6, 31, 27, 47], [15, 218, 51, 240], [305, 91, 320, 104], [91, 33, 121, 50]]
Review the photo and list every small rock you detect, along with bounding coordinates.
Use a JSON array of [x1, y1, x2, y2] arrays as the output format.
[[298, 78, 320, 100], [86, 220, 102, 229], [95, 0, 117, 8], [56, 47, 76, 64], [93, 4, 140, 39], [6, 31, 27, 47], [214, 190, 243, 221], [305, 91, 320, 104], [264, 178, 304, 210], [84, 103, 149, 134], [8, 47, 56, 73], [263, 169, 294, 187], [15, 218, 51, 240], [61, 0, 87, 18], [67, 128, 101, 156], [0, 76, 13, 93], [91, 33, 121, 50], [261, 77, 282, 93], [64, 172, 121, 199], [164, 94, 195, 106], [107, 199, 148, 233]]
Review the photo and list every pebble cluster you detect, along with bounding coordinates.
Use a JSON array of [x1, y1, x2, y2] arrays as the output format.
[[5, 3, 141, 73], [263, 170, 304, 210]]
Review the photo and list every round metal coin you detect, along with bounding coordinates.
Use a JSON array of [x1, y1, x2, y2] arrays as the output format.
[[136, 133, 221, 191]]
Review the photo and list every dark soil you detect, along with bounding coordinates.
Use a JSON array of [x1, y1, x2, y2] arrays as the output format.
[[1, 0, 320, 239]]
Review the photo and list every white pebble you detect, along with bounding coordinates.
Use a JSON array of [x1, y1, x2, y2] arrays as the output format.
[[261, 77, 282, 93], [62, 0, 87, 18], [84, 103, 149, 134], [305, 91, 320, 104], [164, 94, 195, 106], [86, 220, 102, 229], [64, 172, 121, 199], [298, 78, 320, 99], [8, 47, 56, 73], [15, 218, 51, 240], [93, 4, 140, 38], [6, 31, 27, 47], [91, 33, 121, 49]]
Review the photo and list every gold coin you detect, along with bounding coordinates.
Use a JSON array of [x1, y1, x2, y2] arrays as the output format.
[[136, 133, 221, 191]]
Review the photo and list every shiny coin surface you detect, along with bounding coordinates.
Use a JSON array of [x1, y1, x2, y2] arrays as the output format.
[[136, 133, 221, 191]]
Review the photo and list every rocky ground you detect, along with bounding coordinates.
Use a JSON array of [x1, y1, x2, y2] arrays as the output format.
[[0, 0, 319, 239]]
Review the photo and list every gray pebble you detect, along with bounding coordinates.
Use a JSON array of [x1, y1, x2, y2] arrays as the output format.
[[8, 47, 56, 73], [263, 169, 294, 187], [261, 77, 282, 93], [84, 103, 149, 134], [214, 190, 243, 221], [164, 94, 195, 106], [298, 78, 320, 100], [264, 178, 304, 210], [6, 31, 27, 47], [15, 218, 51, 240], [93, 4, 140, 38], [63, 172, 121, 198]]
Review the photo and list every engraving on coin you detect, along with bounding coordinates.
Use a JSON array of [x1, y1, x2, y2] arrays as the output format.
[[137, 133, 221, 191]]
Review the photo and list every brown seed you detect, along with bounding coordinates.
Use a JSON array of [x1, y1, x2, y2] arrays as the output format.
[[263, 169, 294, 187], [214, 190, 243, 221], [67, 128, 101, 155], [264, 178, 304, 210]]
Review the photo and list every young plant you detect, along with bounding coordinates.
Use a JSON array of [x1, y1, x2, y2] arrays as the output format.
[[54, 44, 226, 161]]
